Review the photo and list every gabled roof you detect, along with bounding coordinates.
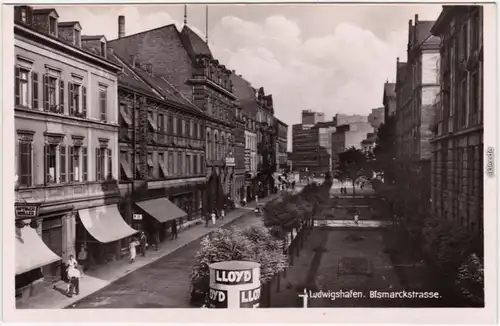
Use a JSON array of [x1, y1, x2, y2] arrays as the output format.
[[33, 8, 59, 17], [383, 83, 396, 99], [58, 21, 81, 29], [82, 35, 106, 41], [416, 21, 439, 47], [180, 25, 211, 58], [231, 73, 258, 117]]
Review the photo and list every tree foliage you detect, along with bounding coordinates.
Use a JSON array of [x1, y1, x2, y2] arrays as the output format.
[[455, 253, 484, 306], [190, 226, 288, 285], [373, 115, 397, 181], [334, 146, 372, 194]]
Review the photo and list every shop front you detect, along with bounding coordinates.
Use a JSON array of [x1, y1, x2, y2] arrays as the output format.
[[135, 197, 188, 243], [76, 204, 138, 268]]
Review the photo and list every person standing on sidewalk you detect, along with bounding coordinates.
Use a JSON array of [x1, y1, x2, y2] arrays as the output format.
[[171, 219, 178, 240], [129, 238, 139, 263], [205, 213, 210, 227], [221, 207, 225, 220], [66, 266, 80, 297], [211, 211, 216, 225], [139, 232, 148, 257]]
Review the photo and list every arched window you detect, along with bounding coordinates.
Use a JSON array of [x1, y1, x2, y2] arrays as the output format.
[[206, 129, 211, 160]]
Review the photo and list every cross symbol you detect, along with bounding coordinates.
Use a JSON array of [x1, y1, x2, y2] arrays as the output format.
[[298, 288, 309, 308]]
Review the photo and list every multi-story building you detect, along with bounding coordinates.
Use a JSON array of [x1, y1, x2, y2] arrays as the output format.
[[275, 118, 288, 171], [394, 14, 441, 219], [14, 6, 124, 298], [108, 39, 207, 244], [429, 6, 483, 236], [361, 133, 377, 153], [231, 73, 259, 203], [334, 113, 368, 127], [256, 87, 277, 197], [382, 82, 397, 123], [331, 121, 374, 159], [302, 109, 325, 126], [108, 19, 237, 214], [291, 121, 334, 176], [368, 107, 385, 131]]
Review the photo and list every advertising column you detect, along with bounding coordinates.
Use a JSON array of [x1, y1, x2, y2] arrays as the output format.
[[208, 261, 261, 308]]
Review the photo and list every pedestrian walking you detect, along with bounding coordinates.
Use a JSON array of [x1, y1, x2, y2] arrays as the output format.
[[205, 213, 210, 227], [354, 212, 359, 225], [221, 208, 225, 220], [171, 219, 178, 240], [139, 232, 147, 257], [129, 238, 140, 263], [66, 266, 80, 297], [211, 211, 216, 225], [242, 197, 247, 207]]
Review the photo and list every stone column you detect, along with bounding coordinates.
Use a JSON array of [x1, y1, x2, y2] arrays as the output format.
[[62, 210, 77, 261]]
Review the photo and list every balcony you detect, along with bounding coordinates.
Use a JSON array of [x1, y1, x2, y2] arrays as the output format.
[[15, 181, 120, 205]]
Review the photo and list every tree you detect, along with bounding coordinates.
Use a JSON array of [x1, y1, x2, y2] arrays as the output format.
[[190, 226, 287, 286], [373, 115, 397, 183], [334, 146, 371, 196]]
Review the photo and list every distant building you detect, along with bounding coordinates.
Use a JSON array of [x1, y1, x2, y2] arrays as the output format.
[[368, 107, 385, 131], [383, 82, 397, 123], [334, 113, 368, 127], [275, 118, 288, 171], [361, 133, 377, 153], [331, 121, 374, 160], [430, 5, 483, 235], [302, 110, 325, 126]]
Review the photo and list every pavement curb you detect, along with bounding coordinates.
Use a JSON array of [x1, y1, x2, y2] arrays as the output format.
[[64, 209, 256, 309]]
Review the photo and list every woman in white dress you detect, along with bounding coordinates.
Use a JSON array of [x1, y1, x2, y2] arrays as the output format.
[[129, 238, 139, 263], [211, 211, 216, 225]]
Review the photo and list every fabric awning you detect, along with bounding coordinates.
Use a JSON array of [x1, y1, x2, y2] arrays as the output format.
[[78, 204, 138, 243], [159, 161, 168, 177], [148, 117, 157, 131], [16, 226, 61, 275], [121, 159, 133, 179], [120, 106, 132, 126], [136, 197, 187, 223]]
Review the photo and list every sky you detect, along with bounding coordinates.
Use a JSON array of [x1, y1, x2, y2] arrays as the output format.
[[36, 4, 442, 148]]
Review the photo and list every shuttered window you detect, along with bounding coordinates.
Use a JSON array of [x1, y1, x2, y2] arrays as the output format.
[[107, 149, 112, 179], [32, 72, 39, 109], [99, 89, 107, 121], [60, 146, 67, 183], [82, 86, 87, 117], [82, 146, 88, 181], [18, 142, 32, 186]]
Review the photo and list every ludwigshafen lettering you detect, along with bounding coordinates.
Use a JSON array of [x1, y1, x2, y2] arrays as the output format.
[[12, 3, 485, 311]]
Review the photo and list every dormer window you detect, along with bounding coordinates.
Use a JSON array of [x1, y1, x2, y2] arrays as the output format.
[[21, 8, 27, 22], [100, 41, 106, 57], [49, 17, 57, 35], [74, 29, 80, 46]]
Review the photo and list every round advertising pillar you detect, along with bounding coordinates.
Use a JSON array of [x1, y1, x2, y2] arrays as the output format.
[[208, 261, 261, 308]]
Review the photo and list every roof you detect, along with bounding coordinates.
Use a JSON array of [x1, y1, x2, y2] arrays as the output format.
[[33, 8, 58, 17], [415, 21, 438, 46], [383, 82, 396, 102], [180, 25, 212, 58], [58, 21, 81, 28], [82, 35, 106, 41], [110, 51, 202, 115], [431, 6, 472, 36], [231, 73, 258, 117]]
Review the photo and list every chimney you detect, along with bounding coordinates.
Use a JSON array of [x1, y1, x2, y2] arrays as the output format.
[[118, 15, 125, 38], [415, 14, 419, 24]]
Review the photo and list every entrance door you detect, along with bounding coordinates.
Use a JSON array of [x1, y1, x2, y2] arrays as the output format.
[[41, 216, 63, 282]]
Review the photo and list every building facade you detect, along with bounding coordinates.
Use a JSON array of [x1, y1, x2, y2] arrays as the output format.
[[109, 48, 207, 245], [302, 109, 325, 126], [429, 6, 483, 236], [334, 113, 368, 126], [368, 107, 385, 131], [331, 121, 374, 160], [275, 118, 288, 172], [14, 6, 124, 297], [291, 122, 333, 176], [394, 15, 441, 220], [109, 20, 237, 214], [382, 82, 397, 123]]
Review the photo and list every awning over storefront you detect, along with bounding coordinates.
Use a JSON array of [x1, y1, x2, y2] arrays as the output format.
[[136, 197, 187, 223], [16, 226, 61, 275], [78, 204, 138, 243]]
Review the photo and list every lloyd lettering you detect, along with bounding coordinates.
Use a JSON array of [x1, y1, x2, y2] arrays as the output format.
[[209, 289, 226, 302], [215, 269, 253, 284], [241, 288, 261, 303]]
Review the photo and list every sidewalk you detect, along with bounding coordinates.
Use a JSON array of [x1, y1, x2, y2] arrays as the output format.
[[16, 195, 279, 309]]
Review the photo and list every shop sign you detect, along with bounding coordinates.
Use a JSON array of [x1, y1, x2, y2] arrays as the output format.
[[240, 287, 261, 308], [215, 269, 253, 285], [15, 203, 41, 219], [208, 288, 228, 308], [133, 214, 143, 220], [225, 157, 236, 167]]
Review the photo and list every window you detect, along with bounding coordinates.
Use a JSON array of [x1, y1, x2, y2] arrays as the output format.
[[32, 72, 39, 109], [74, 29, 80, 46], [194, 154, 198, 175], [177, 118, 182, 136], [459, 78, 467, 127], [158, 114, 164, 133], [186, 154, 191, 176], [69, 83, 81, 116], [49, 17, 57, 35], [99, 89, 107, 121], [95, 147, 106, 181], [470, 71, 479, 125], [44, 75, 60, 113], [107, 149, 112, 179], [15, 68, 29, 107], [21, 8, 27, 22], [60, 146, 67, 183], [186, 120, 191, 137], [177, 152, 182, 176], [100, 41, 106, 57], [69, 146, 81, 182], [82, 147, 88, 181], [18, 142, 32, 186], [201, 155, 205, 173], [44, 144, 57, 184], [168, 151, 173, 175], [168, 115, 174, 135], [147, 152, 154, 177], [158, 152, 165, 177]]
